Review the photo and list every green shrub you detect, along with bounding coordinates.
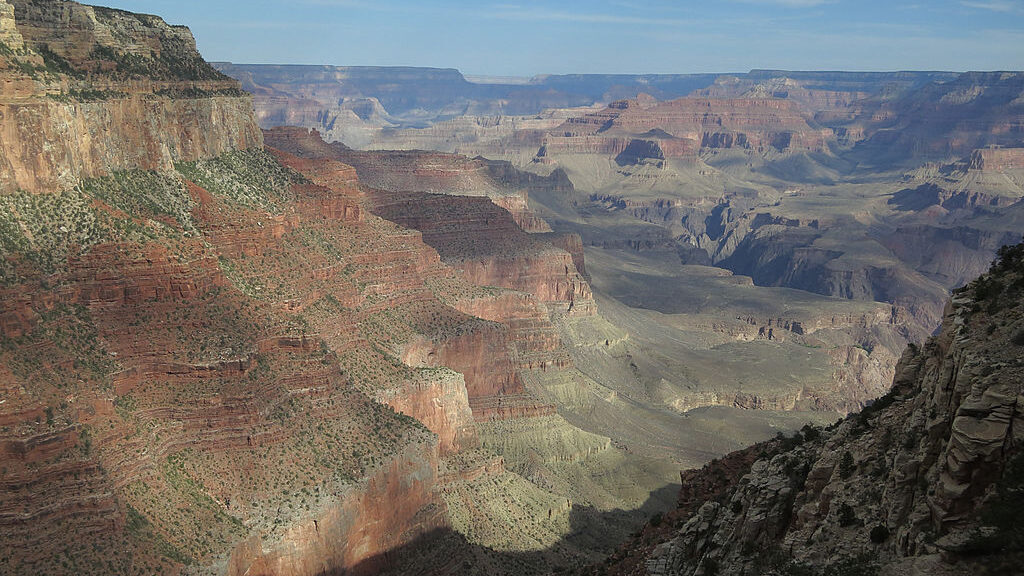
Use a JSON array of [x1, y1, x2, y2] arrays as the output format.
[[838, 503, 858, 527], [839, 451, 855, 480], [870, 524, 890, 543]]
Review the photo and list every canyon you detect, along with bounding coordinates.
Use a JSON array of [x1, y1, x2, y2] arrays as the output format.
[[0, 1, 1022, 575], [0, 3, 695, 574], [235, 63, 1023, 397], [597, 240, 1024, 576]]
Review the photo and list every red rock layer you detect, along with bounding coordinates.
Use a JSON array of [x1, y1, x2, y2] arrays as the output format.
[[452, 291, 572, 372], [264, 127, 596, 320], [226, 441, 445, 576], [0, 95, 261, 194], [269, 147, 549, 426], [265, 126, 552, 232], [1, 150, 519, 573], [0, 247, 449, 575], [264, 127, 593, 423], [546, 96, 830, 155]]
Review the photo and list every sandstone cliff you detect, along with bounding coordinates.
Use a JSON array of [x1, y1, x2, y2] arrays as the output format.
[[544, 95, 832, 158], [0, 0, 261, 194], [264, 127, 595, 318], [0, 4, 462, 573]]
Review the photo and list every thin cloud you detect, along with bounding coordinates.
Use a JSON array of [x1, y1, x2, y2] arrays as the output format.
[[488, 8, 690, 25], [731, 0, 835, 6], [960, 0, 1021, 11]]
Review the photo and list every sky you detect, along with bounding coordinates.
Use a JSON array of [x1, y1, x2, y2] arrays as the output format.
[[95, 0, 1024, 76]]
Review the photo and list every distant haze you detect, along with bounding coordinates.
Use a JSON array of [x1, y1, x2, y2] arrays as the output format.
[[97, 0, 1024, 75]]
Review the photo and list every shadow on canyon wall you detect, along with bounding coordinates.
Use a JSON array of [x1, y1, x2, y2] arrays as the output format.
[[344, 483, 681, 576]]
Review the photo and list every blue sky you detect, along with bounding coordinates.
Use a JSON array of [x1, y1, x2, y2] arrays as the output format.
[[96, 0, 1024, 76]]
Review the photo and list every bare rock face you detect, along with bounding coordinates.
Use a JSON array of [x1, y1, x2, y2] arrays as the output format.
[[544, 96, 831, 157], [265, 127, 597, 318], [853, 72, 1024, 164], [266, 129, 587, 431], [0, 0, 261, 194], [0, 95, 261, 193], [226, 441, 445, 576], [969, 148, 1024, 171], [600, 241, 1024, 576], [0, 0, 24, 50]]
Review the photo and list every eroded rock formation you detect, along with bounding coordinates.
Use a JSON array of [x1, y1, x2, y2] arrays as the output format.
[[0, 0, 260, 194], [599, 241, 1024, 575]]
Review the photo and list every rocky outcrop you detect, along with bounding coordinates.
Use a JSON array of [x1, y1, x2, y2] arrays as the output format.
[[0, 0, 260, 194], [266, 130, 585, 429], [968, 147, 1024, 171], [602, 241, 1024, 575], [375, 369, 477, 455], [0, 0, 23, 51], [265, 127, 597, 317], [0, 95, 261, 193], [854, 72, 1024, 164], [719, 224, 946, 335], [226, 441, 446, 576], [449, 290, 571, 373], [264, 126, 554, 232], [546, 95, 832, 156], [456, 250, 595, 316]]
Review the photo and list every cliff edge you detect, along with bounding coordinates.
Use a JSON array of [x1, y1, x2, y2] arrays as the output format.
[[0, 0, 261, 194]]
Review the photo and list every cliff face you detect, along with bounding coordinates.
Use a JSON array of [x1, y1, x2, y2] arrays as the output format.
[[850, 72, 1024, 164], [0, 95, 261, 193], [0, 0, 261, 194], [0, 145, 471, 575], [605, 240, 1024, 576], [0, 4, 466, 573], [264, 127, 596, 318], [543, 95, 831, 158], [265, 128, 590, 430], [718, 221, 948, 335], [226, 440, 445, 576]]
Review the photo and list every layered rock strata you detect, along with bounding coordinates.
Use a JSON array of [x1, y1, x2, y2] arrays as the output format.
[[0, 0, 260, 194], [600, 241, 1024, 575]]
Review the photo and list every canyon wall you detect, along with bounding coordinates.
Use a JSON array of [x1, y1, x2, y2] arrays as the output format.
[[0, 3, 473, 573], [549, 95, 832, 155], [264, 127, 596, 318], [603, 242, 1024, 576], [0, 95, 261, 193], [0, 0, 261, 194]]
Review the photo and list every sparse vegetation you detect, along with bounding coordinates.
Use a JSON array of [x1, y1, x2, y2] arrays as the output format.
[[965, 450, 1024, 573], [175, 149, 301, 210], [838, 503, 858, 527], [47, 88, 128, 102], [839, 451, 855, 480], [869, 524, 890, 543], [86, 43, 227, 82]]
